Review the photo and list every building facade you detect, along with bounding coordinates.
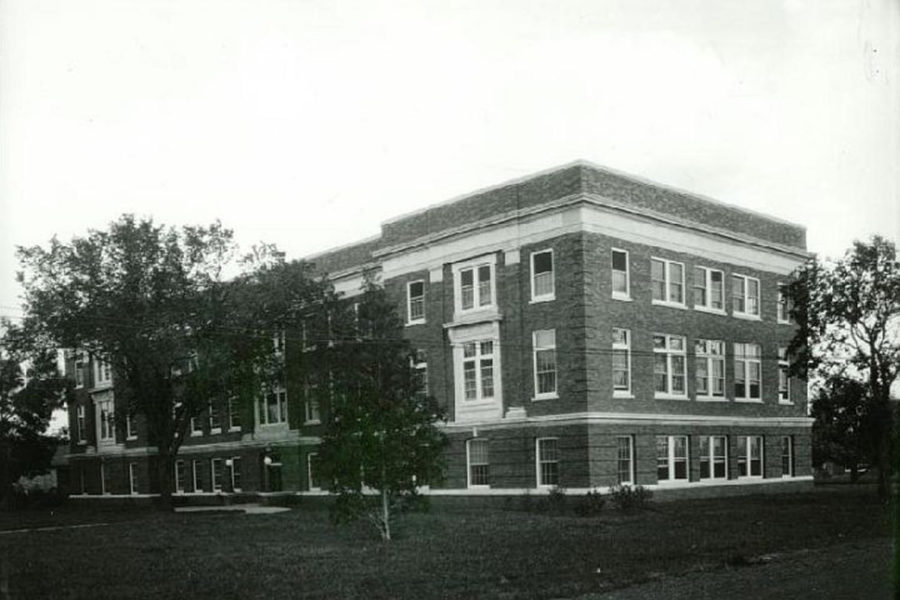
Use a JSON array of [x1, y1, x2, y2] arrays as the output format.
[[65, 161, 812, 497]]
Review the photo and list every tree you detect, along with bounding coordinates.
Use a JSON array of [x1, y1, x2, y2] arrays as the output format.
[[789, 235, 900, 499], [317, 282, 447, 540], [810, 376, 878, 481], [15, 215, 329, 508]]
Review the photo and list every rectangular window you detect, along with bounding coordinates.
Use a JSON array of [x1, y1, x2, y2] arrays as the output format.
[[737, 436, 764, 478], [656, 435, 689, 482], [693, 266, 724, 311], [230, 457, 242, 491], [467, 439, 490, 487], [208, 399, 221, 433], [305, 382, 321, 424], [653, 334, 687, 397], [129, 463, 139, 495], [228, 397, 241, 431], [462, 341, 495, 401], [612, 328, 631, 395], [699, 436, 728, 480], [76, 405, 86, 442], [536, 438, 559, 487], [273, 330, 285, 355], [778, 347, 791, 403], [456, 258, 495, 313], [100, 463, 107, 495], [407, 280, 426, 323], [780, 436, 793, 477], [192, 460, 203, 492], [413, 350, 428, 399], [190, 416, 203, 436], [651, 258, 685, 305], [533, 329, 557, 398], [74, 353, 86, 388], [611, 249, 630, 298], [94, 359, 112, 386], [258, 387, 288, 425], [531, 250, 555, 301], [98, 399, 115, 442], [175, 460, 186, 493], [125, 411, 136, 439], [211, 458, 223, 491], [732, 274, 761, 317], [307, 453, 321, 491], [616, 436, 634, 485], [695, 339, 726, 399], [777, 284, 791, 323], [734, 343, 762, 401]]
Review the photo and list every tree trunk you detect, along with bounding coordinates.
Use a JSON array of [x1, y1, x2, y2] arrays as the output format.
[[156, 446, 174, 511], [381, 487, 391, 541], [850, 464, 860, 483]]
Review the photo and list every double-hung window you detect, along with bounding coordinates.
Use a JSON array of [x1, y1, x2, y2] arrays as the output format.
[[258, 387, 288, 425], [125, 411, 137, 440], [616, 436, 634, 485], [129, 463, 139, 495], [211, 458, 223, 491], [175, 460, 186, 493], [530, 250, 554, 301], [273, 330, 285, 355], [532, 330, 557, 399], [230, 457, 242, 491], [307, 453, 321, 491], [74, 353, 86, 388], [228, 397, 241, 431], [536, 438, 559, 487], [76, 405, 86, 442], [457, 261, 494, 312], [467, 439, 490, 487], [693, 266, 724, 311], [780, 436, 793, 477], [737, 436, 764, 478], [462, 341, 495, 402], [699, 436, 728, 480], [732, 274, 760, 317], [208, 399, 221, 434], [407, 280, 426, 324], [653, 334, 687, 397], [656, 436, 688, 482], [734, 343, 762, 401], [412, 350, 428, 399], [192, 460, 204, 492], [695, 339, 726, 399], [94, 359, 112, 386], [777, 284, 791, 323], [611, 249, 630, 299], [612, 328, 631, 395], [304, 378, 321, 424], [97, 398, 115, 442], [190, 415, 203, 436], [778, 347, 791, 403], [651, 258, 685, 305]]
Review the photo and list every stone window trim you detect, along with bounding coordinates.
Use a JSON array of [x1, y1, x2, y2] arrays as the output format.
[[529, 248, 555, 303]]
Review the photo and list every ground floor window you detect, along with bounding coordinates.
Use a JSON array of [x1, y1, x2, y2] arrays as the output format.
[[211, 458, 223, 491], [175, 460, 186, 493], [536, 438, 559, 487], [229, 457, 242, 491], [656, 436, 688, 482], [467, 439, 490, 487], [307, 453, 321, 491], [737, 436, 764, 478], [192, 460, 204, 492], [699, 436, 728, 480], [616, 436, 634, 485], [129, 463, 139, 495], [780, 436, 793, 477]]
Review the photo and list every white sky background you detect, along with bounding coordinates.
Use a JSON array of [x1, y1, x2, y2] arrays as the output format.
[[1, 0, 898, 319]]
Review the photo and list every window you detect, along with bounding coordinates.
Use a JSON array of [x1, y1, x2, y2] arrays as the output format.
[[530, 250, 554, 301], [94, 359, 112, 386], [616, 436, 634, 485], [129, 463, 139, 495], [780, 436, 793, 477], [97, 398, 115, 442], [778, 347, 791, 403], [125, 411, 137, 440], [656, 435, 688, 482], [100, 463, 107, 495], [175, 460, 186, 493], [462, 341, 495, 401], [208, 399, 221, 433], [732, 274, 760, 317], [777, 284, 791, 323], [307, 453, 321, 491], [651, 258, 685, 305], [699, 436, 728, 480], [455, 257, 495, 312], [258, 387, 288, 425], [536, 438, 559, 487], [612, 328, 631, 395], [190, 416, 203, 436], [74, 352, 86, 388], [413, 350, 428, 399], [734, 343, 762, 401], [76, 405, 86, 442], [230, 457, 242, 491], [407, 280, 426, 323], [693, 266, 724, 311], [192, 460, 203, 492], [273, 329, 285, 355], [305, 395, 321, 424], [611, 249, 630, 298], [228, 397, 241, 431], [467, 439, 490, 487], [653, 334, 687, 397], [211, 458, 223, 491], [695, 339, 726, 399], [738, 436, 764, 478], [533, 330, 557, 398]]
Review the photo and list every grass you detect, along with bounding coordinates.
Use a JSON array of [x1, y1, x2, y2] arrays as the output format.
[[0, 487, 891, 599]]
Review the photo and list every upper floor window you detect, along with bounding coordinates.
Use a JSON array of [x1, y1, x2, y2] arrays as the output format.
[[407, 280, 426, 323], [94, 359, 112, 386], [228, 397, 241, 431], [530, 250, 555, 301], [190, 415, 203, 436], [532, 330, 557, 399], [653, 334, 687, 398], [732, 274, 760, 317], [97, 398, 115, 442], [208, 399, 222, 433], [651, 258, 685, 305], [125, 411, 137, 440], [734, 343, 762, 401], [693, 266, 724, 311], [467, 439, 490, 487], [304, 382, 321, 424], [778, 347, 791, 403], [695, 339, 726, 399], [536, 437, 559, 487], [454, 256, 496, 314], [76, 404, 86, 442], [273, 330, 285, 355], [612, 328, 631, 396], [258, 387, 288, 426], [175, 460, 186, 493], [777, 284, 792, 323], [611, 249, 630, 299], [462, 341, 495, 402], [73, 352, 86, 388]]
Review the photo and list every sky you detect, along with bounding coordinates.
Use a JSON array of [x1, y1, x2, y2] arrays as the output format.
[[1, 0, 898, 321]]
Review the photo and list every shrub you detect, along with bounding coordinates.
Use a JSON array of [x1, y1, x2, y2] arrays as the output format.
[[546, 486, 567, 514], [609, 484, 652, 513], [574, 489, 605, 517]]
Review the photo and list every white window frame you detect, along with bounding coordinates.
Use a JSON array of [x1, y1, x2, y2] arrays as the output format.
[[466, 438, 490, 488], [695, 339, 726, 401], [777, 284, 791, 323], [536, 437, 560, 488], [778, 347, 792, 404], [461, 340, 497, 403], [125, 411, 137, 440], [208, 399, 222, 434], [230, 457, 242, 492], [738, 435, 764, 479], [532, 329, 558, 400], [74, 351, 86, 389], [307, 453, 320, 491], [96, 397, 115, 443], [190, 415, 203, 437], [304, 388, 321, 424], [407, 280, 426, 324], [612, 328, 632, 397], [412, 350, 428, 399], [211, 458, 223, 491], [273, 329, 286, 356], [76, 404, 86, 444], [732, 274, 761, 319], [780, 436, 794, 478], [616, 435, 634, 485], [693, 266, 725, 313], [734, 343, 762, 402], [100, 462, 107, 495], [611, 248, 630, 300], [651, 257, 686, 307], [94, 359, 112, 387], [656, 435, 689, 483], [530, 249, 555, 302], [653, 334, 687, 399], [258, 386, 288, 426], [452, 255, 497, 316], [449, 322, 503, 422], [175, 460, 185, 493], [129, 463, 139, 495], [699, 435, 728, 481], [192, 459, 203, 492], [228, 397, 241, 432]]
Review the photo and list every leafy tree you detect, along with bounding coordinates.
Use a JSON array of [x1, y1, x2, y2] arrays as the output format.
[[810, 376, 878, 481], [15, 215, 330, 508], [789, 235, 900, 499], [317, 283, 447, 540]]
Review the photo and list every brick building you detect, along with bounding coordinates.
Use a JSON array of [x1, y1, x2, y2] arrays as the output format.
[[65, 161, 812, 498]]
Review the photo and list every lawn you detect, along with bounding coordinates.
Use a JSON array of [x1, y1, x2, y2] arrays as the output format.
[[0, 487, 891, 599]]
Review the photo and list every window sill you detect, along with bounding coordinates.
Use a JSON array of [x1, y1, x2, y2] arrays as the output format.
[[228, 427, 242, 433], [777, 319, 792, 325], [655, 394, 689, 401], [531, 393, 559, 402], [734, 398, 764, 404], [696, 395, 728, 402], [529, 295, 555, 305], [210, 428, 222, 435], [611, 293, 632, 302], [699, 477, 728, 483], [693, 305, 726, 316], [656, 479, 690, 486], [405, 319, 426, 327], [733, 312, 761, 322], [126, 435, 137, 441], [77, 440, 87, 446], [778, 400, 794, 406], [304, 419, 322, 425], [738, 475, 764, 480], [461, 398, 500, 407], [612, 392, 634, 399], [651, 300, 687, 310], [258, 422, 289, 428], [190, 431, 204, 437], [467, 484, 490, 490]]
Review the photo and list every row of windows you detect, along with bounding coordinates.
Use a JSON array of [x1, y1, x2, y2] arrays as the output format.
[[405, 248, 793, 325], [466, 435, 795, 488]]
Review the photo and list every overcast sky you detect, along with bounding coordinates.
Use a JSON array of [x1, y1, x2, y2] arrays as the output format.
[[1, 0, 897, 320]]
